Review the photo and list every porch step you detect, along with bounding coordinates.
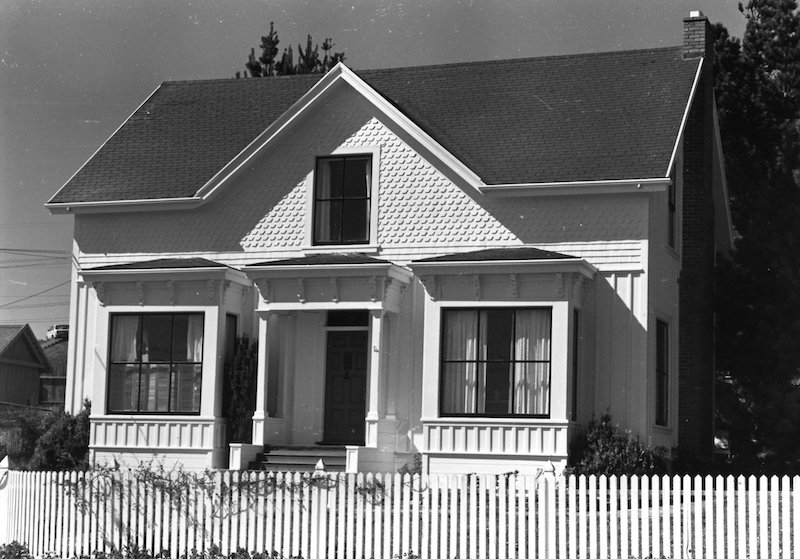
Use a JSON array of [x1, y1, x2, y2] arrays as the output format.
[[254, 445, 348, 472]]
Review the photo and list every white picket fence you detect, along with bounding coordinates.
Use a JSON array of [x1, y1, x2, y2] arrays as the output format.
[[1, 465, 800, 559]]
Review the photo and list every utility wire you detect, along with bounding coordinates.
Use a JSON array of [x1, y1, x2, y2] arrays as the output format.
[[0, 280, 70, 309]]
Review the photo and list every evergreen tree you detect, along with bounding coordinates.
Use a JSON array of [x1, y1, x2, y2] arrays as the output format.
[[239, 22, 345, 78], [713, 0, 800, 471]]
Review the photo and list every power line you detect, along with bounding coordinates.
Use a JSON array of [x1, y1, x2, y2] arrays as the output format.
[[0, 280, 70, 309], [0, 248, 70, 256]]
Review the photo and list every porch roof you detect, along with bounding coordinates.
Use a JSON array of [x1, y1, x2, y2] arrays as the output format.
[[247, 253, 389, 267], [412, 247, 576, 264], [85, 257, 229, 271]]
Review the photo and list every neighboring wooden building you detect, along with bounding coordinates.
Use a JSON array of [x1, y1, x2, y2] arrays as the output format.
[[0, 325, 50, 409], [39, 337, 68, 409], [47, 13, 732, 473]]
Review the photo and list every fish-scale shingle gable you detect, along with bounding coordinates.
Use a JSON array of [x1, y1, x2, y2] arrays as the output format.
[[48, 47, 700, 205]]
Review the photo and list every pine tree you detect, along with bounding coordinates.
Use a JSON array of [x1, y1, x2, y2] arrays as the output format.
[[239, 22, 345, 78]]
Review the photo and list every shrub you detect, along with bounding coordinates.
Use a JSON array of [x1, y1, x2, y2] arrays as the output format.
[[28, 400, 91, 471], [566, 413, 668, 476], [224, 336, 258, 443], [0, 400, 90, 471], [0, 541, 33, 559]]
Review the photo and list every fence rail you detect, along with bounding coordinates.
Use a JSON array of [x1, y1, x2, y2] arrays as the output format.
[[1, 464, 799, 558]]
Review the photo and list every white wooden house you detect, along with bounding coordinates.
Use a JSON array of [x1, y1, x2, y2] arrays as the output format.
[[47, 13, 732, 474]]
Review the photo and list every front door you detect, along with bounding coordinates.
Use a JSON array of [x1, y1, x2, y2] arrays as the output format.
[[322, 330, 368, 445]]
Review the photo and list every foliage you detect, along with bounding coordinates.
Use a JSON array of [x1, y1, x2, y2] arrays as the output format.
[[712, 0, 800, 472], [28, 400, 91, 470], [565, 414, 668, 476], [0, 542, 33, 559], [225, 336, 258, 443], [397, 453, 422, 476], [0, 401, 90, 470], [240, 22, 344, 78]]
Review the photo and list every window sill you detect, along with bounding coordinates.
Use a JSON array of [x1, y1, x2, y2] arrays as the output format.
[[302, 244, 380, 255]]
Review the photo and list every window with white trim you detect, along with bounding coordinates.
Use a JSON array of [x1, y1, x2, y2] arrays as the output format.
[[440, 308, 552, 417], [313, 155, 372, 245], [107, 313, 204, 414], [655, 319, 669, 426]]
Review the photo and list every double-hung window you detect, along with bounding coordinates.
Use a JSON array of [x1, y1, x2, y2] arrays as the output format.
[[655, 319, 669, 426], [440, 308, 552, 417], [108, 313, 204, 414], [313, 155, 372, 245]]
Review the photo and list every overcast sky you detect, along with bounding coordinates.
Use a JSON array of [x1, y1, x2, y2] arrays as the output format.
[[0, 0, 747, 338]]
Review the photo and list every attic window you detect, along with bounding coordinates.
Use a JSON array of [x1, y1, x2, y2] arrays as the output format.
[[313, 155, 372, 245]]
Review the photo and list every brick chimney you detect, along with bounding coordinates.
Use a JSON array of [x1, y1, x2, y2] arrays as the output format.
[[683, 10, 712, 59], [678, 10, 716, 465]]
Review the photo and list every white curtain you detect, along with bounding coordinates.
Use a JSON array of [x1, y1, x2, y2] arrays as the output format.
[[186, 314, 204, 362], [442, 311, 487, 414], [111, 316, 139, 361], [513, 309, 551, 415]]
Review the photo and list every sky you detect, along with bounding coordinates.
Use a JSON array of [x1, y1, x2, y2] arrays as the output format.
[[0, 0, 747, 339]]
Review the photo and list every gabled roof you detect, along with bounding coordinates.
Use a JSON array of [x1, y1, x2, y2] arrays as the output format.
[[0, 324, 51, 371], [48, 47, 701, 208]]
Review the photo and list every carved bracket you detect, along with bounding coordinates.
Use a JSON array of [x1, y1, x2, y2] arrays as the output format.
[[92, 281, 105, 306], [206, 279, 216, 303], [166, 280, 175, 306], [255, 279, 270, 303], [222, 280, 233, 305], [420, 276, 438, 301], [241, 285, 251, 310], [330, 277, 339, 303], [509, 273, 518, 299], [296, 277, 305, 303], [472, 274, 481, 301], [555, 273, 564, 298], [135, 281, 144, 306]]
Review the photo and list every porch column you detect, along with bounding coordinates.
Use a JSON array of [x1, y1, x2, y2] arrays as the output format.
[[365, 309, 385, 446], [367, 309, 385, 420], [251, 312, 270, 445]]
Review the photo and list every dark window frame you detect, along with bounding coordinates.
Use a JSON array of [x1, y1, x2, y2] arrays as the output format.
[[570, 308, 580, 422], [439, 307, 553, 419], [107, 312, 204, 415], [668, 179, 677, 248], [655, 319, 669, 426], [312, 154, 372, 245]]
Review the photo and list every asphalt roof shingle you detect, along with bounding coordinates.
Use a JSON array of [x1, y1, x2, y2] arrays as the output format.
[[50, 48, 700, 205]]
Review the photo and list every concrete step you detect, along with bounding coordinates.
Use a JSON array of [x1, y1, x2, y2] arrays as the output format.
[[257, 445, 348, 472]]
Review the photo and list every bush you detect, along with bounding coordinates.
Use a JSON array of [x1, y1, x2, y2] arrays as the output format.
[[0, 542, 33, 559], [0, 400, 90, 470], [28, 400, 91, 471], [565, 413, 668, 476]]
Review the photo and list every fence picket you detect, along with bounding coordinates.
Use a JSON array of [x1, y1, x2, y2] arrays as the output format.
[[771, 476, 780, 559], [412, 473, 421, 556], [781, 476, 790, 559], [393, 472, 402, 559]]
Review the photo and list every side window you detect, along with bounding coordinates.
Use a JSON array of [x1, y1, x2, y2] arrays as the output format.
[[655, 319, 669, 426], [313, 155, 372, 245]]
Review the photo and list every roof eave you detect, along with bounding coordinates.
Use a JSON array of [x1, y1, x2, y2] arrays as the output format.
[[665, 58, 704, 177], [480, 177, 671, 197], [245, 261, 412, 282], [46, 197, 203, 215], [410, 257, 597, 278]]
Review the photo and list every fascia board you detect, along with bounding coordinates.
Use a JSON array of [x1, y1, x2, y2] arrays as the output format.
[[480, 177, 670, 197], [245, 262, 412, 281], [410, 258, 597, 278], [46, 197, 202, 214], [80, 266, 249, 284], [44, 84, 165, 214], [666, 58, 704, 177]]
